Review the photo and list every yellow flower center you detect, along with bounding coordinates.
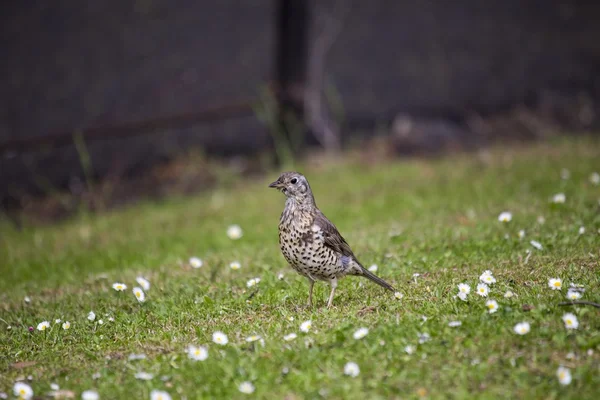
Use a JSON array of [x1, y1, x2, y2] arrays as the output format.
[[554, 282, 561, 287], [136, 292, 141, 298]]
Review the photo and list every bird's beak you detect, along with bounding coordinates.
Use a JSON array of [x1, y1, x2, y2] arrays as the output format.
[[268, 180, 282, 189]]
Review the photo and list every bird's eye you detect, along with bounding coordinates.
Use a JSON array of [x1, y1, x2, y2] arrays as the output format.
[[290, 178, 298, 184]]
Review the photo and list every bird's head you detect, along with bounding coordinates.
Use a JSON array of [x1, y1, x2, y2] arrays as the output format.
[[268, 171, 315, 205]]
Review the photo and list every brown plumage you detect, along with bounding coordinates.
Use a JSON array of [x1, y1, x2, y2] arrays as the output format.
[[269, 171, 396, 308]]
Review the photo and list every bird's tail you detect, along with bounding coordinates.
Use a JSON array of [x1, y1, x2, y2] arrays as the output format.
[[358, 265, 396, 292]]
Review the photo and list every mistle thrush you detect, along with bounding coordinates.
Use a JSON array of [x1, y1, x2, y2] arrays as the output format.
[[269, 171, 395, 308]]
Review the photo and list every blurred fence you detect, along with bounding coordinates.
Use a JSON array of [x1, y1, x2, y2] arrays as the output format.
[[2, 0, 600, 201]]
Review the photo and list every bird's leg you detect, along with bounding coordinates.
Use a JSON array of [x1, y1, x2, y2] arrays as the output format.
[[307, 279, 315, 308], [326, 278, 338, 308]]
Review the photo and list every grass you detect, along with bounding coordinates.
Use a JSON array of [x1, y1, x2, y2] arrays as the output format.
[[1, 138, 599, 399]]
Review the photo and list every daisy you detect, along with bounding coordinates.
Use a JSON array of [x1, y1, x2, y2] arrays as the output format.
[[300, 320, 312, 333], [246, 278, 261, 288], [562, 313, 579, 330], [212, 331, 228, 345], [476, 283, 489, 297], [560, 168, 570, 180], [418, 333, 431, 344], [552, 193, 566, 204], [24, 296, 31, 303], [134, 371, 153, 381], [37, 321, 50, 331], [238, 381, 255, 394], [187, 345, 208, 361], [343, 362, 360, 377], [566, 289, 582, 300], [479, 270, 496, 285], [404, 345, 415, 354], [578, 226, 585, 235], [227, 224, 243, 240], [55, 319, 61, 324], [353, 327, 369, 339], [150, 390, 172, 400], [458, 283, 471, 295], [245, 335, 262, 342], [81, 390, 99, 400], [189, 257, 203, 269], [518, 230, 525, 239], [62, 321, 71, 330], [498, 211, 512, 222], [229, 261, 241, 270], [98, 319, 104, 325], [394, 291, 403, 300], [133, 287, 146, 303], [530, 240, 543, 250], [548, 278, 562, 290], [50, 383, 59, 391], [513, 322, 530, 335], [457, 292, 468, 301], [448, 321, 462, 327], [283, 333, 297, 341], [13, 382, 33, 399], [88, 311, 96, 322], [368, 264, 378, 272], [485, 299, 499, 313], [556, 366, 572, 386], [590, 172, 600, 185], [277, 273, 285, 280], [112, 282, 127, 291], [504, 290, 515, 298], [136, 276, 150, 291]]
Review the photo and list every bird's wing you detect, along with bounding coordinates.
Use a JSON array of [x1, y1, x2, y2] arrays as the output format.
[[313, 210, 355, 258]]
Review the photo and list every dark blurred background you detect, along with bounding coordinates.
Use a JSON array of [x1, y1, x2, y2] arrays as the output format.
[[2, 0, 600, 219]]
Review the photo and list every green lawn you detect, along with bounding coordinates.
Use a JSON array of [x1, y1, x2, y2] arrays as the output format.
[[1, 138, 599, 399]]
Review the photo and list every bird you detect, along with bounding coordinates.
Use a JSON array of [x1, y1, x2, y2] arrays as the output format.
[[269, 171, 396, 308]]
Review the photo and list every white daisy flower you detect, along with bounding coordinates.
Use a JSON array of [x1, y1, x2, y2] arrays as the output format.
[[212, 331, 228, 345], [479, 270, 496, 285], [552, 193, 566, 204], [566, 289, 582, 300], [485, 299, 499, 313], [513, 322, 530, 335], [590, 172, 600, 185], [530, 240, 543, 250], [108, 317, 114, 322], [112, 282, 127, 291], [518, 230, 525, 239], [238, 381, 255, 394], [134, 371, 153, 381], [13, 382, 33, 399], [133, 287, 145, 303], [98, 319, 104, 325], [498, 211, 512, 222], [418, 332, 431, 344], [578, 226, 585, 235], [448, 321, 462, 327], [227, 224, 243, 240], [476, 283, 489, 297], [187, 345, 208, 361], [394, 291, 403, 300], [283, 333, 297, 341], [136, 276, 150, 291], [81, 390, 99, 400], [300, 320, 312, 333], [246, 278, 261, 288], [50, 383, 59, 391], [150, 390, 172, 400], [87, 311, 96, 322], [562, 313, 579, 330], [504, 290, 515, 298], [189, 257, 203, 269], [353, 327, 369, 340], [245, 335, 262, 343], [556, 366, 572, 386], [37, 321, 50, 331], [458, 283, 471, 294], [548, 278, 562, 290], [62, 321, 71, 330], [24, 296, 31, 303], [404, 345, 415, 354], [368, 264, 378, 272], [277, 273, 285, 280], [343, 362, 360, 377], [55, 319, 61, 324], [229, 261, 241, 270], [560, 168, 570, 180]]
